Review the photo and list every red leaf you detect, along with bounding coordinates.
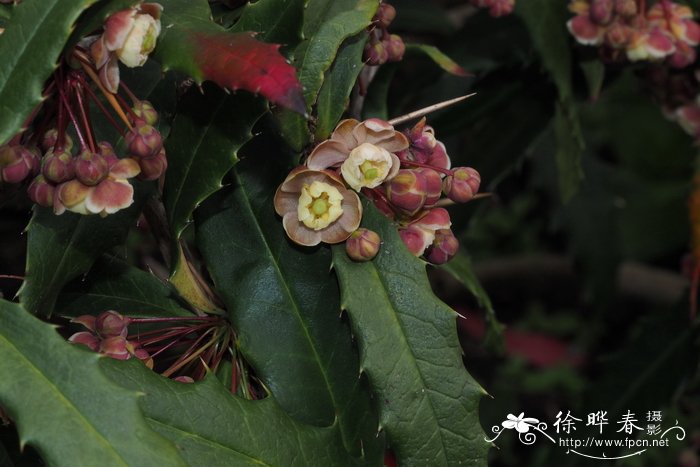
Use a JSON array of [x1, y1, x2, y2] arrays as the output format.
[[193, 32, 306, 115]]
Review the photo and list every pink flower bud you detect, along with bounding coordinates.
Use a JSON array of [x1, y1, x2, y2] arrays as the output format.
[[443, 167, 480, 203], [407, 119, 437, 153], [131, 346, 153, 369], [42, 148, 75, 183], [126, 120, 163, 158], [386, 169, 428, 215], [27, 175, 55, 207], [346, 228, 381, 261], [364, 40, 389, 66], [399, 224, 432, 256], [72, 315, 97, 331], [385, 34, 405, 62], [132, 100, 159, 125], [0, 145, 32, 184], [416, 168, 442, 206], [590, 0, 614, 25], [614, 0, 637, 18], [424, 229, 459, 264], [668, 42, 696, 69], [75, 150, 110, 186], [41, 129, 73, 153], [604, 22, 632, 49], [97, 141, 120, 167], [100, 336, 131, 360], [376, 3, 396, 28], [137, 147, 167, 180], [95, 310, 130, 337], [68, 331, 100, 351]]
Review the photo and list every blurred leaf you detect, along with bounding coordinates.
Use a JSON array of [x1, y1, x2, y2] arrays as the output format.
[[55, 256, 193, 318], [315, 34, 367, 140], [19, 184, 151, 317], [361, 63, 397, 120], [390, 0, 456, 35], [332, 200, 489, 466], [554, 101, 584, 201], [0, 300, 185, 467], [155, 0, 305, 113], [405, 44, 468, 77], [162, 84, 266, 260], [579, 59, 605, 101], [231, 0, 305, 48], [195, 151, 383, 462], [102, 359, 366, 467], [0, 0, 96, 144]]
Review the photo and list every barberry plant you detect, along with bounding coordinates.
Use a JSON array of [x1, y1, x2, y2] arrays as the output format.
[[0, 0, 490, 466]]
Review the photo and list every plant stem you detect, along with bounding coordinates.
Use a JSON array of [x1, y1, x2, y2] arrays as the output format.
[[399, 158, 452, 176], [73, 82, 96, 153], [77, 73, 126, 137], [78, 61, 133, 131], [57, 80, 88, 151]]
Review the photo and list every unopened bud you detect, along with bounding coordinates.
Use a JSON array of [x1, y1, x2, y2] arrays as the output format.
[[424, 229, 459, 264], [95, 310, 130, 337], [137, 147, 168, 180], [132, 100, 159, 126], [385, 34, 405, 62], [386, 169, 428, 215], [0, 145, 32, 184], [416, 168, 442, 206], [376, 3, 396, 28], [68, 331, 100, 351], [75, 150, 109, 186], [126, 121, 163, 158], [346, 228, 381, 261], [27, 175, 55, 207], [100, 336, 131, 360], [42, 148, 75, 183], [614, 0, 637, 18], [443, 167, 480, 203], [590, 0, 614, 25], [41, 129, 73, 153], [364, 40, 389, 66]]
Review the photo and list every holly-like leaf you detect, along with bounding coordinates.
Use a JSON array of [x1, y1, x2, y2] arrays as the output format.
[[0, 300, 186, 467], [102, 359, 363, 467], [55, 256, 193, 318], [406, 44, 469, 77], [0, 0, 97, 144], [230, 0, 305, 48], [19, 184, 151, 317], [195, 150, 384, 463], [162, 84, 266, 256], [332, 200, 490, 466], [155, 0, 305, 114]]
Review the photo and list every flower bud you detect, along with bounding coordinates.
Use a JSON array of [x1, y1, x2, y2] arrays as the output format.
[[126, 121, 162, 158], [41, 129, 73, 153], [75, 150, 109, 186], [95, 310, 130, 337], [424, 229, 459, 264], [385, 34, 405, 62], [174, 376, 195, 383], [68, 331, 100, 351], [0, 145, 32, 184], [346, 228, 381, 261], [416, 168, 442, 206], [590, 0, 614, 25], [364, 40, 389, 66], [614, 0, 637, 18], [131, 346, 153, 369], [132, 100, 159, 125], [669, 42, 697, 69], [137, 147, 168, 180], [100, 336, 131, 360], [398, 224, 433, 256], [42, 148, 75, 183], [376, 3, 396, 28], [407, 118, 437, 154], [443, 167, 480, 203], [27, 175, 55, 207], [97, 141, 119, 167], [385, 169, 428, 215], [604, 22, 632, 49]]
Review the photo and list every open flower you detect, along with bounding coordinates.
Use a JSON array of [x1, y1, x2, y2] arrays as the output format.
[[274, 167, 362, 246], [54, 158, 140, 216], [306, 118, 408, 190]]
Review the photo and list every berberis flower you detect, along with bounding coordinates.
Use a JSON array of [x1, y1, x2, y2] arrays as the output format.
[[274, 167, 362, 246]]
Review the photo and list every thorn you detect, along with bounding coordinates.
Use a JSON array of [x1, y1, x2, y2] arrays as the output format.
[[455, 310, 466, 320], [388, 93, 477, 126]]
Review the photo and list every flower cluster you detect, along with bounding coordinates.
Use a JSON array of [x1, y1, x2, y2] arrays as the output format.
[[471, 0, 516, 17], [568, 0, 700, 68], [274, 118, 482, 265], [2, 3, 166, 217], [69, 311, 153, 368], [364, 2, 405, 66], [89, 2, 163, 93]]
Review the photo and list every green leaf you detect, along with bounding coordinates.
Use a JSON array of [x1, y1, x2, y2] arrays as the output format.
[[405, 44, 468, 77], [332, 200, 489, 466], [162, 84, 266, 256], [102, 359, 363, 467], [0, 300, 186, 467], [0, 0, 96, 144], [516, 0, 584, 201], [230, 0, 305, 48], [55, 256, 193, 318], [579, 59, 605, 101], [195, 151, 383, 463], [315, 34, 367, 140], [361, 63, 397, 120], [19, 184, 151, 317]]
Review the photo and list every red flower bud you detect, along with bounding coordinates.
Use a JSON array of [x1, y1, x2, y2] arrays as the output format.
[[100, 336, 131, 360], [137, 147, 167, 181], [443, 167, 480, 203], [97, 141, 119, 167], [416, 168, 442, 207], [424, 228, 459, 264], [0, 145, 33, 184], [590, 0, 614, 25], [376, 3, 396, 28], [68, 331, 100, 351], [614, 0, 637, 18], [42, 148, 75, 183], [27, 175, 55, 207], [346, 228, 381, 261], [386, 169, 428, 215], [95, 310, 130, 338], [385, 34, 405, 62], [364, 39, 389, 66], [125, 120, 163, 158], [75, 150, 109, 186], [41, 129, 73, 153], [132, 100, 159, 126]]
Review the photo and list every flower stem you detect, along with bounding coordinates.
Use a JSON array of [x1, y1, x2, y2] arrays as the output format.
[[77, 73, 127, 137], [399, 158, 452, 176], [57, 79, 89, 151], [78, 60, 133, 131]]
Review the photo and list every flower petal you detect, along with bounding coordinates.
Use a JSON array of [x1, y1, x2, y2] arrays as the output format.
[[331, 119, 360, 150], [375, 131, 410, 153], [109, 157, 141, 178], [337, 189, 363, 232], [306, 140, 350, 170], [282, 212, 322, 246], [85, 178, 134, 215]]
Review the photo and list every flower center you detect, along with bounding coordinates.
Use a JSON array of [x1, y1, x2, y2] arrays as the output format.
[[297, 181, 344, 230], [360, 160, 380, 181]]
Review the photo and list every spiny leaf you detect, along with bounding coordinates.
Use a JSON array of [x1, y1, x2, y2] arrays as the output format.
[[406, 44, 469, 77], [155, 0, 305, 114], [102, 359, 363, 467], [332, 200, 490, 467], [162, 84, 266, 263], [230, 0, 305, 48], [0, 0, 97, 144], [0, 300, 186, 467], [19, 183, 151, 317], [195, 150, 384, 463], [55, 255, 193, 318]]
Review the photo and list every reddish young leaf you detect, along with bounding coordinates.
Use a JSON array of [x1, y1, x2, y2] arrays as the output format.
[[192, 32, 306, 115]]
